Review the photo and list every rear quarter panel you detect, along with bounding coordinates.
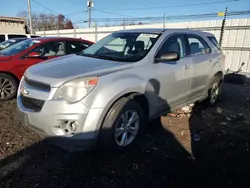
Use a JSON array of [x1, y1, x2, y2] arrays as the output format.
[[202, 33, 225, 87]]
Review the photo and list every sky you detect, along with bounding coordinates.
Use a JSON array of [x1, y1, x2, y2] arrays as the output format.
[[1, 0, 250, 27]]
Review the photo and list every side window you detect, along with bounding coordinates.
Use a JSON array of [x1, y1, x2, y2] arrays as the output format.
[[8, 34, 27, 39], [207, 36, 221, 51], [66, 41, 89, 54], [28, 41, 66, 57], [0, 35, 5, 42], [133, 35, 151, 50], [126, 34, 154, 54], [187, 35, 211, 56], [157, 35, 186, 58]]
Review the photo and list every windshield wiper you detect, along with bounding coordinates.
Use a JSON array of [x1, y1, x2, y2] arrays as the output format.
[[81, 54, 127, 62]]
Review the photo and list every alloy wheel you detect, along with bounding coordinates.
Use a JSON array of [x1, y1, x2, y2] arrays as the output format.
[[0, 78, 14, 100], [210, 82, 219, 104], [114, 110, 140, 147]]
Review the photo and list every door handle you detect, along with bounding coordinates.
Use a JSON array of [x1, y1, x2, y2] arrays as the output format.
[[208, 59, 213, 62], [184, 64, 190, 69]]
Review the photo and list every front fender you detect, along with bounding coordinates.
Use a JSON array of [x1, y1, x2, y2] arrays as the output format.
[[90, 75, 148, 109], [82, 75, 160, 131]]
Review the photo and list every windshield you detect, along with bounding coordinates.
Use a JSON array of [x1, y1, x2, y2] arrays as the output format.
[[0, 39, 25, 51], [0, 39, 41, 56], [82, 32, 160, 62]]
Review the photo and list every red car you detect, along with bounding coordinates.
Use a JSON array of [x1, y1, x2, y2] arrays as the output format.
[[0, 37, 93, 101]]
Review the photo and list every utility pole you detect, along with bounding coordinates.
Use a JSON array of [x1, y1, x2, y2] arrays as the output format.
[[163, 13, 166, 28], [28, 0, 33, 34], [123, 17, 125, 30], [219, 7, 228, 46], [87, 0, 94, 28]]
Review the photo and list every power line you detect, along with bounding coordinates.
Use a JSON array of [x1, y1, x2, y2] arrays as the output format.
[[93, 9, 132, 18], [89, 10, 250, 22], [63, 11, 85, 17], [31, 0, 85, 18], [31, 7, 132, 22], [32, 0, 57, 14], [30, 12, 85, 20], [72, 10, 250, 24], [32, 10, 250, 29], [63, 10, 250, 25], [96, 0, 242, 11]]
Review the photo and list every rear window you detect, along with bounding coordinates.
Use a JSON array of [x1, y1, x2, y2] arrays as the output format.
[[8, 34, 27, 39], [0, 35, 5, 42], [207, 36, 221, 51]]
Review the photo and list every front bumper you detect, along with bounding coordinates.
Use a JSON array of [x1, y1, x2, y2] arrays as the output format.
[[17, 95, 104, 151]]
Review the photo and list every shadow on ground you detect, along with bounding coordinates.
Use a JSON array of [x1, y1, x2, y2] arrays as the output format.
[[0, 124, 195, 187]]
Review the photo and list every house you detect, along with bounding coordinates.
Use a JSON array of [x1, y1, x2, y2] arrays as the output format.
[[0, 16, 26, 34]]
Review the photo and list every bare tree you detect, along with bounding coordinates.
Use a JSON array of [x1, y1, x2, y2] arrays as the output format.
[[17, 11, 74, 33]]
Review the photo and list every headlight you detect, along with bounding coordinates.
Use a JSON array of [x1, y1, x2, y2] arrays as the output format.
[[53, 77, 98, 103]]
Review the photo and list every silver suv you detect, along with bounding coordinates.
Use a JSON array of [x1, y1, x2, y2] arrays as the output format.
[[17, 29, 225, 150]]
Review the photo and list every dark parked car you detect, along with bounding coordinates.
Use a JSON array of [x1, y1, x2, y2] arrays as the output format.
[[0, 36, 94, 101]]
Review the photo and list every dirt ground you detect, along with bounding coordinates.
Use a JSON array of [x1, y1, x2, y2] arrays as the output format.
[[1, 80, 250, 187]]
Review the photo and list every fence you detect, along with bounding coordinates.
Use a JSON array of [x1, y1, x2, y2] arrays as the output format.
[[36, 18, 250, 74]]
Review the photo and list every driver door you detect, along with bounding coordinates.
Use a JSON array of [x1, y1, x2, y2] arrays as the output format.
[[152, 34, 192, 111]]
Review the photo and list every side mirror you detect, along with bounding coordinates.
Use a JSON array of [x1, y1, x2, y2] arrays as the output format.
[[155, 52, 180, 63], [27, 52, 40, 57], [26, 52, 47, 60]]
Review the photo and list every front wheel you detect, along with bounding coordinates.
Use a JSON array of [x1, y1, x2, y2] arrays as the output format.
[[0, 73, 18, 101], [98, 97, 145, 150]]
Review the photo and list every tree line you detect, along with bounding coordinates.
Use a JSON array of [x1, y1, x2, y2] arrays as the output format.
[[18, 11, 148, 33], [18, 11, 75, 33]]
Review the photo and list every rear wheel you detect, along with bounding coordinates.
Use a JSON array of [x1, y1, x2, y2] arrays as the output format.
[[204, 76, 221, 106], [98, 97, 145, 150], [0, 73, 18, 101]]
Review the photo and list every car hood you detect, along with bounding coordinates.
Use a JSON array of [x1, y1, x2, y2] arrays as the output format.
[[0, 55, 12, 61], [25, 54, 133, 87]]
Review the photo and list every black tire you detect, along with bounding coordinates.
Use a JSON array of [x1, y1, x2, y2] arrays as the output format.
[[0, 73, 18, 101], [97, 97, 145, 151], [224, 73, 247, 85], [203, 76, 222, 106]]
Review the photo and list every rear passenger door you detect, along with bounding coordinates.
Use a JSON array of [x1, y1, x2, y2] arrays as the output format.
[[185, 34, 213, 102]]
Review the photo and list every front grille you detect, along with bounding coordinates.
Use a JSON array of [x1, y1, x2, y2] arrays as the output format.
[[21, 95, 45, 112], [24, 77, 51, 92]]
